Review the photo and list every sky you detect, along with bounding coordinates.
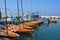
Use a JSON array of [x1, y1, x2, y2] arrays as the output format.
[[0, 0, 60, 16]]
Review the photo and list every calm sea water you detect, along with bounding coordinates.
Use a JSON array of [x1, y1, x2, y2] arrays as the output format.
[[0, 19, 60, 40], [18, 20, 60, 40]]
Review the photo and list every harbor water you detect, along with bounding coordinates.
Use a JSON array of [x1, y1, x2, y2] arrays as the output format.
[[0, 19, 60, 40], [19, 20, 60, 40]]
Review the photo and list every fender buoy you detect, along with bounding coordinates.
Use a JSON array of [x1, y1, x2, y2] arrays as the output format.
[[43, 29, 46, 32], [27, 37, 31, 40], [32, 34, 35, 36]]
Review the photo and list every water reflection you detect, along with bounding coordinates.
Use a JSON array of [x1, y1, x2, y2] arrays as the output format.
[[0, 37, 11, 40], [2, 38, 11, 40], [0, 37, 18, 40]]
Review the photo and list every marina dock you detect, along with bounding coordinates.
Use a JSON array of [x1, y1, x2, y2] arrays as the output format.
[[0, 0, 59, 40]]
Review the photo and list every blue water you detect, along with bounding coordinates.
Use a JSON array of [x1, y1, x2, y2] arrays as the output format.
[[0, 20, 60, 40], [19, 20, 60, 40]]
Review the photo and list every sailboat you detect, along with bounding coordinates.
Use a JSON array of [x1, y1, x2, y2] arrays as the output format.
[[0, 0, 20, 38], [19, 0, 42, 27], [0, 29, 20, 38], [4, 0, 34, 34], [39, 0, 50, 24], [4, 24, 34, 33]]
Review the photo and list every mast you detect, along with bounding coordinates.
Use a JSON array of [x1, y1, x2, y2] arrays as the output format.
[[4, 0, 8, 35], [17, 0, 20, 23], [21, 0, 23, 18], [28, 0, 32, 21], [21, 0, 24, 21], [44, 0, 46, 16], [0, 8, 2, 19], [20, 0, 24, 27]]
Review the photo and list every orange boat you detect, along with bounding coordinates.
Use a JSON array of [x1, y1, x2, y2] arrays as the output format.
[[4, 25, 34, 33], [20, 20, 43, 27], [31, 20, 43, 24], [24, 23, 37, 27], [0, 29, 20, 38], [17, 27, 34, 33], [19, 24, 33, 29]]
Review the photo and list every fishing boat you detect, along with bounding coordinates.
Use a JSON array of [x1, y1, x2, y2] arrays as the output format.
[[0, 29, 20, 38]]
